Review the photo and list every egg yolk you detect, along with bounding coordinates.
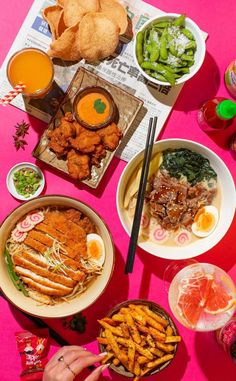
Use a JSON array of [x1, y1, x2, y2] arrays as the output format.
[[88, 240, 102, 259], [194, 209, 215, 232]]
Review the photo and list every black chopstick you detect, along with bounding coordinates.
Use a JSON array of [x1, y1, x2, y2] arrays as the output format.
[[125, 116, 157, 274]]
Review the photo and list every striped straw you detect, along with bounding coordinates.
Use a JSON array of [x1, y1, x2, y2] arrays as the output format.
[[0, 82, 26, 106]]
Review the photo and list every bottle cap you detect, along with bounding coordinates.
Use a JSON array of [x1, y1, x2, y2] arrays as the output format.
[[216, 100, 236, 119]]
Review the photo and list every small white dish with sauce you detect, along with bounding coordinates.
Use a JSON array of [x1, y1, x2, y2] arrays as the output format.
[[6, 162, 45, 201]]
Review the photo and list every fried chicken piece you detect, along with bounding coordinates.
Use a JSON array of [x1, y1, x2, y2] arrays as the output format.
[[69, 130, 101, 153], [97, 122, 122, 150], [63, 112, 74, 122], [67, 149, 91, 180], [48, 127, 69, 157], [91, 144, 107, 167], [48, 113, 77, 157]]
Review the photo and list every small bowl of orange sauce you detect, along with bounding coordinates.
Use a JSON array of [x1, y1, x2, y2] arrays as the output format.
[[73, 86, 116, 130]]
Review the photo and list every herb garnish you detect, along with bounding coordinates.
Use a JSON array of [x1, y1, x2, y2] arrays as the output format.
[[94, 98, 106, 114], [160, 148, 217, 185], [13, 120, 30, 151], [62, 313, 87, 334]]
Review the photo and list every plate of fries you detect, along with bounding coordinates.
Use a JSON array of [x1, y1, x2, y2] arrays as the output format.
[[97, 300, 181, 379]]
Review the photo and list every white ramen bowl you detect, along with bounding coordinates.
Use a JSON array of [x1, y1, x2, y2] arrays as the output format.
[[0, 195, 115, 318], [116, 139, 236, 260]]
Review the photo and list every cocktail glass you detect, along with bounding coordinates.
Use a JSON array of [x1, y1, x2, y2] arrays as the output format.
[[167, 262, 236, 331]]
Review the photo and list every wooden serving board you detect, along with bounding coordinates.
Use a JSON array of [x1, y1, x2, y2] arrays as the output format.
[[33, 67, 143, 188]]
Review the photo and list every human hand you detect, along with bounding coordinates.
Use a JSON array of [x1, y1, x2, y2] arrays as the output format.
[[42, 346, 109, 381]]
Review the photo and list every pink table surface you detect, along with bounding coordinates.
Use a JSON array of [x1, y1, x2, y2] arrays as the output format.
[[0, 1, 236, 380]]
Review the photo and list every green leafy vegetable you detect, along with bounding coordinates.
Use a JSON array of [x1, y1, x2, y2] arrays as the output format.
[[160, 148, 217, 185], [4, 248, 29, 296], [62, 313, 87, 334], [93, 98, 106, 114]]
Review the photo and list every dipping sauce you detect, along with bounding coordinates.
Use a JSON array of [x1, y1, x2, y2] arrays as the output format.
[[77, 92, 111, 126], [7, 48, 54, 97]]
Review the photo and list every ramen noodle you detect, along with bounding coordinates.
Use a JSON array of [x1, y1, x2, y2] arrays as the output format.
[[6, 207, 105, 305]]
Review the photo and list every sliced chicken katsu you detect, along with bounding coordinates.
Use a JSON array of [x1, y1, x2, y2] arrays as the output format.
[[34, 223, 83, 258], [19, 251, 85, 281], [25, 233, 80, 260], [24, 236, 46, 254], [28, 230, 54, 247], [63, 208, 96, 234], [43, 211, 87, 257], [13, 254, 76, 288], [18, 271, 72, 296], [27, 289, 52, 305], [27, 229, 79, 260]]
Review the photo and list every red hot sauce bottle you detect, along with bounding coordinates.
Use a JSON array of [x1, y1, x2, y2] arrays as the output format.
[[197, 97, 236, 132]]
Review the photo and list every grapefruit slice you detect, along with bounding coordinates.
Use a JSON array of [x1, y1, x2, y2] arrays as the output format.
[[177, 274, 213, 328], [204, 280, 235, 315]]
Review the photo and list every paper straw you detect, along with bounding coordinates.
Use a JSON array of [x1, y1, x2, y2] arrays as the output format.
[[0, 82, 26, 106]]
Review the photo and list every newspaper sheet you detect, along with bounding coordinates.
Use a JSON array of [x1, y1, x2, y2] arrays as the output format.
[[0, 0, 206, 161]]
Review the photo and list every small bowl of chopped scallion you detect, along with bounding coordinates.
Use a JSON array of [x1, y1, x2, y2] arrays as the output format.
[[6, 162, 45, 201], [134, 13, 206, 86]]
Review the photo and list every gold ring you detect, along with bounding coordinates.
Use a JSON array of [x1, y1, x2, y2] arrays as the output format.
[[66, 364, 76, 377], [57, 355, 76, 376]]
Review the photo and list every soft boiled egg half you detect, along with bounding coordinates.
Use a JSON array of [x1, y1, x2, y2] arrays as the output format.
[[192, 205, 219, 238], [87, 233, 105, 267]]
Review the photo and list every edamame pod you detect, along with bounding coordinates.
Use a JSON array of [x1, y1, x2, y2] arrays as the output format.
[[141, 61, 175, 85], [186, 41, 197, 49], [186, 49, 194, 56], [181, 28, 194, 40], [173, 67, 190, 74], [146, 45, 153, 54], [151, 72, 168, 81], [173, 14, 186, 27], [181, 54, 195, 61], [169, 44, 179, 57], [136, 31, 144, 65], [150, 42, 160, 62], [160, 32, 168, 60], [153, 21, 170, 28]]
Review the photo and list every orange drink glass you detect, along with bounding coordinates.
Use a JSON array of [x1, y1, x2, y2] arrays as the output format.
[[7, 48, 54, 98]]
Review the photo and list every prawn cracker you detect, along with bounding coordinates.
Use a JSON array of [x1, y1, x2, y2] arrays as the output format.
[[43, 5, 63, 40], [48, 22, 81, 61], [99, 0, 128, 35], [79, 12, 119, 62], [63, 0, 100, 27]]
